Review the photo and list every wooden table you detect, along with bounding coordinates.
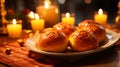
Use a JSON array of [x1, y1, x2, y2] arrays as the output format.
[[0, 25, 120, 67]]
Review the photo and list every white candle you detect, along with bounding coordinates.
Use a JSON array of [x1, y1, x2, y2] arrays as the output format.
[[7, 19, 22, 38], [94, 9, 107, 26], [36, 0, 59, 27], [62, 12, 75, 25], [31, 13, 45, 32]]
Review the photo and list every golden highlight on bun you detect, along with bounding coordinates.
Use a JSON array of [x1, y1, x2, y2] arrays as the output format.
[[37, 28, 68, 52], [78, 20, 106, 43], [53, 23, 76, 37], [69, 29, 98, 51]]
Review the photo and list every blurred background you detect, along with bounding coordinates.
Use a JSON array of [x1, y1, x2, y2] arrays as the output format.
[[0, 0, 119, 29]]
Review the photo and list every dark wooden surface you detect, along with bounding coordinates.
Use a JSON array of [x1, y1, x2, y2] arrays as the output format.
[[0, 25, 120, 67]]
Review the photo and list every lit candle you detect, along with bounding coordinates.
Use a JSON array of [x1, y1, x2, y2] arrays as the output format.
[[62, 12, 75, 25], [94, 9, 107, 26], [27, 11, 35, 29], [36, 0, 59, 27], [28, 11, 34, 19], [7, 19, 22, 38], [31, 13, 45, 32]]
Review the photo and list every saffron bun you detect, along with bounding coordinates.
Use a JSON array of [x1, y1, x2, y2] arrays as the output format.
[[37, 28, 68, 52], [78, 20, 106, 43], [69, 29, 98, 51], [53, 23, 76, 37]]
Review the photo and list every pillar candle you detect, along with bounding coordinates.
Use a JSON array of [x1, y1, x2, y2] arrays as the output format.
[[94, 9, 107, 26], [62, 12, 75, 25], [36, 0, 59, 27], [7, 19, 22, 38], [31, 13, 45, 32]]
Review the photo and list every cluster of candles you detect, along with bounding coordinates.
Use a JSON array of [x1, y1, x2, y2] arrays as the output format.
[[29, 12, 45, 32], [29, 11, 75, 30], [6, 0, 108, 38]]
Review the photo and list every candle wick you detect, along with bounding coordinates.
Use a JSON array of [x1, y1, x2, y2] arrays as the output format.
[[12, 19, 17, 24], [35, 13, 39, 20], [29, 11, 34, 19], [44, 0, 51, 9], [45, 3, 49, 9], [66, 13, 70, 18], [98, 9, 103, 15], [44, 0, 51, 5]]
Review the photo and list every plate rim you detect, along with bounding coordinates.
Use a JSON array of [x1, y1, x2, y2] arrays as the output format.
[[25, 29, 120, 56]]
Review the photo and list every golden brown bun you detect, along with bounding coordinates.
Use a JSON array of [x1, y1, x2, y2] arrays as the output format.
[[69, 29, 98, 51], [37, 28, 68, 52], [78, 20, 106, 43], [41, 28, 53, 33], [53, 23, 76, 37]]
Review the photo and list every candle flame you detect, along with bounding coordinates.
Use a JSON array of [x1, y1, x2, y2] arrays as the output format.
[[98, 9, 103, 15], [66, 12, 70, 18], [12, 19, 16, 24], [55, 8, 58, 14], [29, 11, 34, 19], [44, 0, 51, 9], [45, 2, 49, 9], [35, 13, 39, 20]]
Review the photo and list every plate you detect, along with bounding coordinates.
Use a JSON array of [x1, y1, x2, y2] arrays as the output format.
[[25, 29, 120, 59]]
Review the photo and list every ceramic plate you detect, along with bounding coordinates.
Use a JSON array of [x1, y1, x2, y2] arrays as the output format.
[[25, 29, 120, 59]]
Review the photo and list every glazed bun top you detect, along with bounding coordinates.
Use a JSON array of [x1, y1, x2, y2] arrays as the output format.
[[40, 28, 67, 43], [69, 29, 98, 51], [53, 23, 76, 37], [38, 28, 68, 52], [78, 20, 105, 31], [41, 28, 53, 33], [70, 29, 96, 42], [78, 20, 106, 43]]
